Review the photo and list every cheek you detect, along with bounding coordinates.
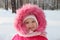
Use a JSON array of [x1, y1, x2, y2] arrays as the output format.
[[33, 23, 37, 27], [25, 24, 29, 28]]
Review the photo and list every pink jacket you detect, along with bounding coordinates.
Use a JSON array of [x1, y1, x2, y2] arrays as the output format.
[[12, 4, 48, 40], [12, 34, 48, 40]]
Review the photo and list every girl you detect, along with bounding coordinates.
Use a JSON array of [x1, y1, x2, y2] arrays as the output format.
[[12, 4, 48, 40]]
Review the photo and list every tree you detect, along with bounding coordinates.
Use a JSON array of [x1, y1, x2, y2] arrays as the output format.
[[11, 0, 16, 13], [5, 0, 8, 10]]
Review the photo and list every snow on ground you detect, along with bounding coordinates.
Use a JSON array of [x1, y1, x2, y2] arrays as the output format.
[[0, 8, 60, 40]]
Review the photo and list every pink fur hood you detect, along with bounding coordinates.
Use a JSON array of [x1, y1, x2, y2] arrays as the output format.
[[14, 4, 47, 36]]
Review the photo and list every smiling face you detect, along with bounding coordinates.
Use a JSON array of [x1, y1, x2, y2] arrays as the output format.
[[24, 18, 38, 33]]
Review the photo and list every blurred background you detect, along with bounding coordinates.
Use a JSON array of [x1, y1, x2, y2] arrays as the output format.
[[0, 0, 60, 40], [0, 0, 60, 12]]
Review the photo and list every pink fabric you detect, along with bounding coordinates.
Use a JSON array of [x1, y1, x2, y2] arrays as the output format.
[[12, 4, 48, 40], [12, 34, 48, 40], [14, 4, 47, 34]]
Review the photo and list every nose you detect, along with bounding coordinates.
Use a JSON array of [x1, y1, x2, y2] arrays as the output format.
[[29, 23, 33, 27]]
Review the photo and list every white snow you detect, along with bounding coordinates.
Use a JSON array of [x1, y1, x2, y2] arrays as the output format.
[[0, 8, 60, 40]]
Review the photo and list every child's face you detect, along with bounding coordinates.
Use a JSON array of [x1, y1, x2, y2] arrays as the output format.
[[24, 18, 37, 32]]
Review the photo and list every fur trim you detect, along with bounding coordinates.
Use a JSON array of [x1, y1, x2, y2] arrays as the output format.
[[18, 32, 41, 37], [14, 4, 47, 34]]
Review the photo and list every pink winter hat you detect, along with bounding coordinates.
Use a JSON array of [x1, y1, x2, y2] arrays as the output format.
[[14, 4, 47, 34], [23, 15, 38, 27]]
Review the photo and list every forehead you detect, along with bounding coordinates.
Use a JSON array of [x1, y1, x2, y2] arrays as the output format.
[[24, 18, 35, 22]]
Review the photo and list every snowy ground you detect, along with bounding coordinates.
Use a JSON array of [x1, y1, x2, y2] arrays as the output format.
[[0, 8, 60, 40]]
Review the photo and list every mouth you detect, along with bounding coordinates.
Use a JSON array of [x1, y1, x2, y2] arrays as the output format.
[[28, 27, 35, 31]]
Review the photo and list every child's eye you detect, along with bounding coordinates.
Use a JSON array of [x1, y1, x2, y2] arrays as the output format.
[[32, 21, 35, 23], [25, 22, 29, 24]]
